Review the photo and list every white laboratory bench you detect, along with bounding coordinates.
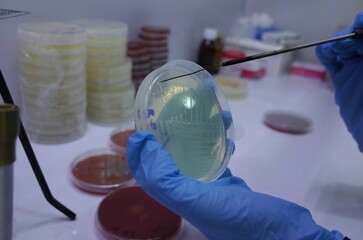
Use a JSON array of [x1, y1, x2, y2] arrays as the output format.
[[13, 75, 363, 239]]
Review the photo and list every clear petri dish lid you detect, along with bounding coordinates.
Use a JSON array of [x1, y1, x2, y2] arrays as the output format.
[[96, 185, 183, 240], [18, 22, 87, 46], [134, 59, 234, 182], [263, 110, 313, 134], [72, 19, 128, 39], [140, 25, 171, 39], [70, 149, 134, 194]]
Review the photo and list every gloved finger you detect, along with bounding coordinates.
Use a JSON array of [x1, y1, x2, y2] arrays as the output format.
[[221, 110, 233, 129], [127, 130, 182, 185], [353, 11, 363, 29], [227, 138, 235, 155], [330, 12, 363, 58], [209, 110, 233, 130], [331, 28, 363, 60], [127, 130, 204, 205], [315, 43, 342, 75], [315, 26, 354, 70], [208, 111, 235, 155], [353, 12, 363, 56], [316, 12, 363, 73], [126, 130, 155, 175], [218, 167, 233, 178], [211, 168, 251, 189]]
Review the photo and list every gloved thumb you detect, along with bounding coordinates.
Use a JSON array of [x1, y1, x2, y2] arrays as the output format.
[[127, 130, 203, 207], [126, 131, 247, 211]]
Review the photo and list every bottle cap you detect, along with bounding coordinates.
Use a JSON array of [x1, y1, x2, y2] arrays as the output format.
[[203, 28, 218, 40]]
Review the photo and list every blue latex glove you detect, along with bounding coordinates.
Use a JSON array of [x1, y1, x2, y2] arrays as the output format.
[[316, 12, 363, 152], [127, 131, 344, 240]]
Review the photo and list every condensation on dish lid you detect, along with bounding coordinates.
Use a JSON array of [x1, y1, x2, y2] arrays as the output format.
[[70, 149, 134, 194], [134, 59, 234, 182], [263, 110, 313, 134], [96, 185, 183, 240]]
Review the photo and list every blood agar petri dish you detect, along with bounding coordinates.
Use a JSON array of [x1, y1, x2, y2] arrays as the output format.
[[110, 128, 136, 154], [96, 185, 183, 240], [134, 59, 234, 182], [70, 149, 133, 194], [263, 110, 312, 134]]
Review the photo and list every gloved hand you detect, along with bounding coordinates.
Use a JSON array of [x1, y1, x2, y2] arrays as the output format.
[[127, 131, 344, 240], [316, 12, 363, 152]]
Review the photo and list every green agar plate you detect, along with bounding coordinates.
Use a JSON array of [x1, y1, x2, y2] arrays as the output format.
[[134, 59, 234, 182]]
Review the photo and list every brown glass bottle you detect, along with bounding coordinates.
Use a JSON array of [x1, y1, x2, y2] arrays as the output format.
[[197, 28, 222, 75]]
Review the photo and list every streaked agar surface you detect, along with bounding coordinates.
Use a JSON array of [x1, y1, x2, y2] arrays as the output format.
[[134, 60, 234, 181]]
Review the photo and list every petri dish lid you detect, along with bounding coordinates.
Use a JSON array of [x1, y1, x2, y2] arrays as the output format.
[[263, 110, 313, 134], [18, 22, 87, 45], [72, 19, 128, 39], [134, 59, 234, 182], [96, 185, 183, 240], [70, 149, 134, 194]]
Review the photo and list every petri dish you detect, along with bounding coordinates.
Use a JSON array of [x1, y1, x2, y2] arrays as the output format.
[[134, 59, 234, 182], [214, 75, 248, 100], [17, 22, 87, 46], [110, 128, 136, 154], [96, 185, 183, 240], [263, 110, 313, 134], [72, 19, 128, 38], [70, 149, 134, 194]]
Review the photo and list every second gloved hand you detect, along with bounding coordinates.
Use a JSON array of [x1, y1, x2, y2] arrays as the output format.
[[316, 12, 363, 151], [127, 131, 343, 240]]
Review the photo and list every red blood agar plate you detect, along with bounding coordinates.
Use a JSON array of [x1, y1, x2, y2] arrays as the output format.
[[96, 185, 183, 240], [70, 149, 134, 194], [110, 128, 136, 154], [263, 110, 312, 134]]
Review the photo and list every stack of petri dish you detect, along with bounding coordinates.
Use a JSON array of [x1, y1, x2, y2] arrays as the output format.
[[139, 25, 170, 71], [127, 41, 152, 92], [18, 22, 88, 144], [73, 19, 135, 126]]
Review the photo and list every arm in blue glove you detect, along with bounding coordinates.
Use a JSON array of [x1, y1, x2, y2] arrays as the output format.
[[316, 12, 363, 152], [127, 131, 344, 240]]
